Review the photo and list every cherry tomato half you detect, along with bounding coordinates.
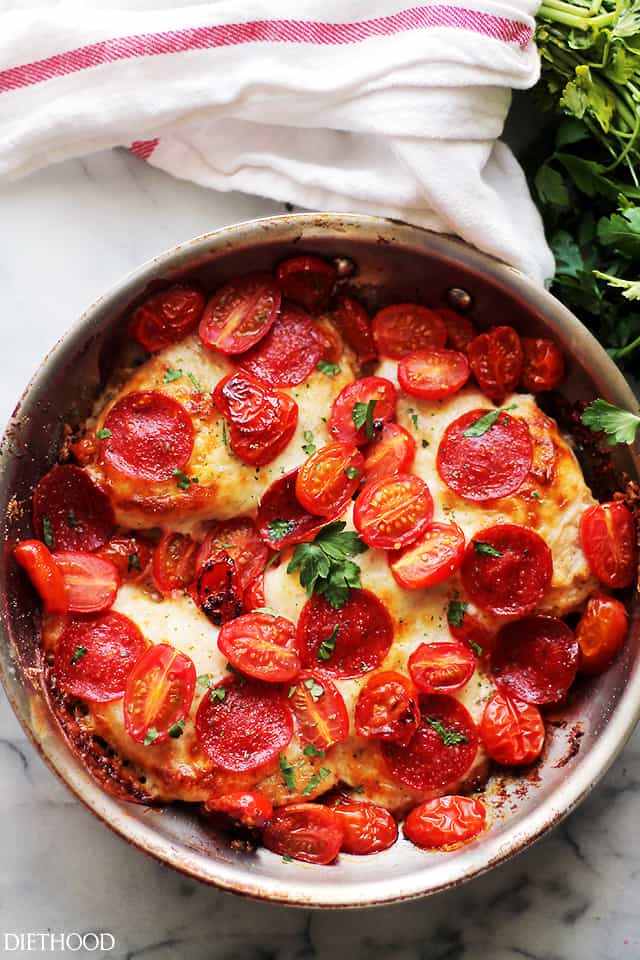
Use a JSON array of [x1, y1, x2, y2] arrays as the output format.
[[354, 670, 419, 746], [289, 669, 350, 750], [480, 690, 545, 766], [130, 284, 204, 352], [295, 442, 364, 518], [14, 540, 68, 613], [243, 573, 266, 611], [124, 643, 196, 745], [576, 592, 628, 674], [363, 422, 416, 485], [53, 551, 120, 614], [520, 337, 565, 392], [436, 307, 477, 352], [199, 272, 281, 354], [404, 795, 486, 849], [468, 325, 523, 404], [195, 517, 268, 593], [331, 800, 398, 854], [196, 554, 244, 626], [276, 256, 337, 312], [33, 464, 115, 552], [580, 501, 636, 590], [263, 803, 344, 864], [408, 640, 476, 694], [218, 612, 300, 683], [213, 371, 298, 466], [329, 295, 377, 364], [491, 615, 579, 705], [152, 532, 197, 594], [204, 791, 273, 829], [239, 303, 325, 387], [257, 469, 329, 549], [329, 376, 397, 446], [398, 349, 470, 400], [96, 534, 153, 583], [354, 473, 433, 550], [101, 391, 194, 482], [389, 521, 465, 589], [372, 303, 447, 359], [55, 612, 148, 703]]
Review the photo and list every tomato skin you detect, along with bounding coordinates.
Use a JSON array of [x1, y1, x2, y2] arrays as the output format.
[[218, 612, 300, 683], [199, 272, 281, 354], [33, 464, 115, 552], [55, 612, 148, 703], [295, 442, 364, 517], [96, 534, 153, 582], [329, 376, 397, 445], [289, 669, 350, 750], [404, 795, 486, 849], [263, 803, 344, 864], [389, 521, 465, 589], [491, 615, 579, 705], [276, 256, 337, 311], [331, 800, 398, 854], [124, 643, 196, 745], [14, 540, 68, 613], [204, 791, 273, 829], [363, 423, 416, 485], [520, 338, 565, 392], [53, 551, 120, 614], [576, 592, 628, 674], [213, 371, 298, 466], [372, 303, 447, 359], [196, 554, 244, 626], [468, 326, 523, 403], [437, 307, 477, 352], [152, 532, 197, 595], [243, 574, 266, 611], [130, 284, 205, 352], [397, 349, 470, 400], [580, 501, 636, 590], [256, 469, 330, 549], [195, 517, 268, 593], [448, 608, 493, 658], [239, 303, 325, 387], [407, 640, 476, 695], [480, 691, 545, 766], [329, 295, 376, 363], [353, 473, 433, 550], [354, 670, 419, 746]]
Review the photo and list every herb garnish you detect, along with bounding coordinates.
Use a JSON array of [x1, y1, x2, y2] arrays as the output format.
[[462, 405, 517, 438], [302, 430, 317, 455], [303, 677, 325, 702], [187, 372, 203, 393], [173, 469, 199, 490], [344, 465, 362, 480], [168, 720, 185, 739], [144, 727, 159, 746], [71, 645, 88, 664], [303, 767, 331, 796], [287, 521, 368, 609], [303, 744, 326, 757], [447, 600, 468, 629], [127, 552, 141, 573], [42, 514, 55, 549], [163, 368, 183, 383], [317, 625, 339, 662], [96, 428, 112, 440], [352, 399, 377, 439], [317, 360, 341, 377], [268, 518, 296, 543], [581, 399, 640, 445], [472, 540, 504, 558], [66, 509, 78, 528], [426, 717, 468, 747], [279, 753, 297, 790]]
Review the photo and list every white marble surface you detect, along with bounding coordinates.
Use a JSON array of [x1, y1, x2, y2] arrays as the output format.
[[1, 150, 640, 960]]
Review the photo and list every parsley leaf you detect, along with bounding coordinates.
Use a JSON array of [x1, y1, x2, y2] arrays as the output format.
[[187, 371, 203, 393], [173, 469, 198, 490], [268, 518, 296, 543], [144, 727, 159, 746], [127, 552, 141, 573], [302, 430, 316, 455], [472, 540, 504, 558], [352, 399, 377, 439], [317, 359, 341, 377], [287, 521, 368, 609], [534, 163, 569, 208], [163, 368, 183, 383], [462, 405, 516, 438], [581, 398, 640, 445], [303, 744, 326, 757], [71, 645, 88, 664], [279, 753, 296, 790], [96, 428, 112, 440], [597, 208, 640, 258], [303, 767, 331, 796], [344, 465, 362, 480], [447, 600, 468, 629], [318, 625, 339, 662], [303, 677, 325, 701], [41, 515, 55, 549], [425, 717, 468, 747], [66, 509, 78, 528], [168, 720, 185, 739]]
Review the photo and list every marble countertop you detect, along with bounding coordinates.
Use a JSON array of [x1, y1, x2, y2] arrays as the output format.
[[1, 150, 639, 960]]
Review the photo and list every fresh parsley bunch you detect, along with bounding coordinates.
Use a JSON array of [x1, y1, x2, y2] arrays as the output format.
[[287, 521, 368, 610]]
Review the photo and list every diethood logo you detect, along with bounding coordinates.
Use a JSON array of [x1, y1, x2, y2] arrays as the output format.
[[2, 933, 116, 952]]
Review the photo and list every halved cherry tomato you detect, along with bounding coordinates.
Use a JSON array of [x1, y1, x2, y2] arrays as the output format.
[[218, 612, 300, 683], [372, 304, 447, 359], [329, 376, 397, 446], [276, 256, 337, 311], [256, 469, 332, 549], [398, 349, 470, 400], [289, 669, 350, 750], [295, 442, 364, 517], [199, 272, 281, 354], [297, 590, 394, 679], [404, 795, 486, 849], [362, 423, 416, 485], [124, 642, 196, 744], [468, 326, 523, 403], [213, 371, 298, 466], [389, 522, 465, 589], [460, 524, 553, 616], [576, 592, 628, 674], [263, 803, 343, 864], [480, 691, 545, 766], [204, 791, 273, 829], [55, 612, 148, 703], [53, 551, 120, 614], [436, 307, 477, 352], [436, 408, 533, 501], [580, 501, 636, 590], [33, 464, 115, 552], [329, 295, 376, 364], [101, 391, 194, 481], [195, 676, 293, 771], [520, 338, 565, 392], [14, 540, 68, 613], [491, 615, 579, 704], [331, 800, 398, 854], [130, 284, 205, 352], [239, 303, 324, 387], [382, 694, 478, 792], [354, 473, 433, 550], [243, 574, 266, 611], [152, 532, 197, 594], [448, 606, 493, 658], [196, 554, 243, 625], [195, 517, 268, 593], [408, 640, 476, 694], [96, 534, 153, 582], [354, 670, 419, 746]]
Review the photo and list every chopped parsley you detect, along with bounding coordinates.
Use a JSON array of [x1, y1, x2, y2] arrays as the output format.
[[221, 422, 228, 446], [581, 399, 640, 446], [287, 521, 367, 609], [407, 409, 419, 430], [163, 368, 183, 383], [317, 359, 341, 377], [96, 428, 112, 440], [447, 600, 468, 628], [187, 371, 203, 393], [210, 687, 227, 703], [426, 717, 468, 747], [462, 405, 517, 438], [251, 606, 279, 618], [279, 753, 297, 791], [173, 469, 199, 490], [302, 430, 317, 455], [268, 518, 296, 543], [168, 720, 185, 739], [127, 552, 141, 573], [70, 645, 88, 664], [303, 766, 331, 796], [282, 853, 293, 863], [344, 465, 362, 480], [41, 514, 55, 549], [317, 625, 339, 662], [66, 509, 79, 528], [303, 744, 326, 757], [352, 399, 377, 439], [303, 677, 325, 702], [144, 727, 159, 746], [288, 684, 297, 698], [472, 540, 504, 558]]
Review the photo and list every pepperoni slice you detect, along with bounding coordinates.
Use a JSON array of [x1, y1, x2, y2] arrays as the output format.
[[353, 473, 433, 550], [129, 284, 205, 352], [372, 304, 447, 359], [404, 796, 486, 849], [354, 670, 420, 746], [437, 408, 533, 501], [195, 517, 268, 593], [480, 691, 545, 766], [363, 423, 416, 484], [407, 640, 476, 694], [276, 256, 337, 311], [468, 326, 523, 403], [297, 589, 393, 678], [101, 391, 194, 481], [437, 307, 477, 352], [397, 349, 470, 400], [199, 272, 281, 354], [124, 643, 196, 744], [213, 371, 298, 466], [329, 376, 397, 445], [491, 615, 579, 704], [329, 295, 377, 364], [580, 501, 636, 590], [217, 612, 300, 683], [33, 464, 115, 552], [332, 800, 398, 855], [382, 694, 478, 792], [53, 551, 120, 614], [461, 524, 553, 616], [263, 804, 344, 864], [54, 612, 148, 703], [295, 442, 364, 517], [289, 670, 349, 750], [388, 521, 465, 589], [520, 338, 565, 393], [195, 677, 293, 772], [256, 469, 329, 549], [239, 304, 324, 387]]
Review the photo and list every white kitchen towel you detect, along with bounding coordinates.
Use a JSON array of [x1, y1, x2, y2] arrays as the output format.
[[0, 1, 554, 285]]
